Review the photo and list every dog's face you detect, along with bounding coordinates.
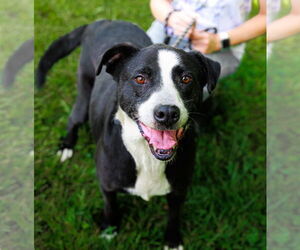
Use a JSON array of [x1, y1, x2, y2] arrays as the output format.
[[97, 44, 220, 161]]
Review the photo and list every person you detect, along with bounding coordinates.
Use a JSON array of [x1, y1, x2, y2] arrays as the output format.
[[267, 0, 300, 42], [147, 0, 266, 99]]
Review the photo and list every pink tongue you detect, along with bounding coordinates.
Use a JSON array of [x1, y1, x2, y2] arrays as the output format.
[[140, 123, 177, 149]]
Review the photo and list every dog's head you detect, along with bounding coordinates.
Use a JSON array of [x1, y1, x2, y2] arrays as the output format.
[[97, 44, 220, 161]]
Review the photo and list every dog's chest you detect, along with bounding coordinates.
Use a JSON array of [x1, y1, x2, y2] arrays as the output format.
[[115, 109, 171, 201], [125, 148, 171, 201]]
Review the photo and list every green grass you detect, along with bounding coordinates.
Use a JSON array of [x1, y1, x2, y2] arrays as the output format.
[[34, 1, 266, 249], [267, 33, 300, 249], [0, 0, 33, 249]]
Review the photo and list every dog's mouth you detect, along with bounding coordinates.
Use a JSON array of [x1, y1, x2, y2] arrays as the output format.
[[137, 121, 185, 161]]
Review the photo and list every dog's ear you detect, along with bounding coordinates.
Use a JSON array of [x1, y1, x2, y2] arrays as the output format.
[[96, 43, 139, 77], [189, 51, 221, 94]]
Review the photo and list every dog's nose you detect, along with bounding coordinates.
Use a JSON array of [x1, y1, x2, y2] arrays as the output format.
[[154, 105, 180, 126]]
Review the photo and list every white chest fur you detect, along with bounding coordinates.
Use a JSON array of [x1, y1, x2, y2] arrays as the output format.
[[115, 108, 171, 201]]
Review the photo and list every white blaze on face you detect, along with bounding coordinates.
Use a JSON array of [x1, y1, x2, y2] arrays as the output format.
[[138, 49, 188, 128]]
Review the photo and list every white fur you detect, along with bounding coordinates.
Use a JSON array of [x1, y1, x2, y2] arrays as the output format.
[[164, 245, 184, 250], [115, 107, 171, 201], [100, 231, 118, 240], [57, 148, 73, 162], [138, 49, 188, 129]]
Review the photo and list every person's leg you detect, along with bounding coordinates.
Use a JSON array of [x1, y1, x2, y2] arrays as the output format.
[[146, 20, 167, 44]]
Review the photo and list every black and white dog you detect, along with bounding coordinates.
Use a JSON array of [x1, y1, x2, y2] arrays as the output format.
[[37, 20, 220, 249]]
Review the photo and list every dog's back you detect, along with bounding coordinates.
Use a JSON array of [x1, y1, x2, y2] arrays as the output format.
[[36, 20, 153, 163], [87, 21, 153, 141], [36, 20, 152, 88]]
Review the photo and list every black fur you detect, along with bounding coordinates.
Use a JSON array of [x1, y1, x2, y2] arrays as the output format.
[[35, 24, 88, 88], [2, 39, 33, 88], [189, 51, 221, 93], [37, 20, 220, 248]]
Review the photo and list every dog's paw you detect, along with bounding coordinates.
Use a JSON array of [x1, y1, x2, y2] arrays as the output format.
[[100, 226, 118, 241], [57, 148, 73, 162], [100, 231, 118, 241], [164, 228, 183, 250], [164, 245, 184, 250]]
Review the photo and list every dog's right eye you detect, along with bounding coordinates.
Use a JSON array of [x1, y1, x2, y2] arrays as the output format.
[[135, 75, 146, 84], [181, 75, 192, 84]]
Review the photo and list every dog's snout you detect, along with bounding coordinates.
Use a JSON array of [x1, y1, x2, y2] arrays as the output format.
[[154, 105, 180, 126]]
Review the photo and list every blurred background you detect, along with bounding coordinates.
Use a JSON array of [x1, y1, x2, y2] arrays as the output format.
[[0, 0, 33, 249], [34, 0, 266, 249], [267, 0, 300, 249]]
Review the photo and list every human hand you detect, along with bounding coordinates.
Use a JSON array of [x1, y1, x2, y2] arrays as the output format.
[[190, 30, 222, 54], [168, 11, 196, 37]]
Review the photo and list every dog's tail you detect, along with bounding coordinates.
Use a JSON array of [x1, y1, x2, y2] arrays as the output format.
[[2, 39, 34, 88], [35, 24, 88, 88]]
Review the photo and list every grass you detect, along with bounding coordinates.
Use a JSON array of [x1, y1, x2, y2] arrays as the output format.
[[267, 30, 300, 249], [0, 0, 33, 249], [34, 1, 266, 249]]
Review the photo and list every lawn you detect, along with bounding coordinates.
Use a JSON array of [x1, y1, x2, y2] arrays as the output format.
[[0, 0, 33, 249], [267, 14, 300, 249], [34, 1, 266, 249]]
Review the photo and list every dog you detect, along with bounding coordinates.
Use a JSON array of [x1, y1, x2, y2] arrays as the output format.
[[37, 20, 220, 249]]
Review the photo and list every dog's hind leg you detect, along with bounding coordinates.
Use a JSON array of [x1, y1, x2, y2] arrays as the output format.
[[57, 70, 94, 162], [100, 189, 119, 240]]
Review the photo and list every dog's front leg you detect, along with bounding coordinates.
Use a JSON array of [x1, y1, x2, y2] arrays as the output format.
[[101, 189, 120, 237], [164, 192, 185, 250]]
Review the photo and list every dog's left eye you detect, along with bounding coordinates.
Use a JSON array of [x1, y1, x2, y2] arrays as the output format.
[[181, 75, 192, 84], [135, 75, 146, 84]]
